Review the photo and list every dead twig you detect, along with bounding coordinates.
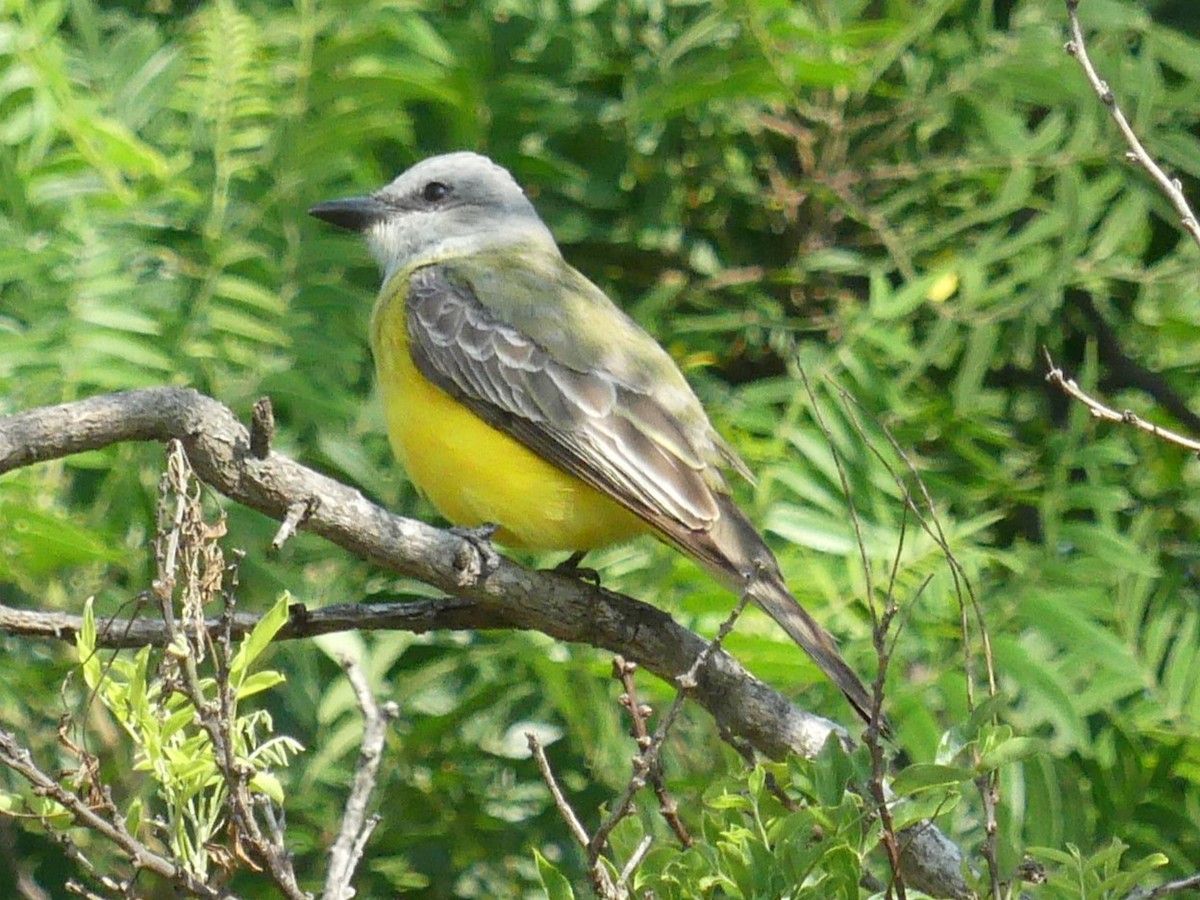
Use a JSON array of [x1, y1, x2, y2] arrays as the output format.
[[155, 443, 308, 899], [588, 594, 751, 862], [1044, 349, 1200, 454], [611, 657, 692, 848], [322, 656, 397, 900], [527, 733, 623, 899], [0, 730, 229, 898], [1064, 0, 1200, 252]]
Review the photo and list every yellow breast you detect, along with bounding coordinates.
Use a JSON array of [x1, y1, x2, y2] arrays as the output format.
[[370, 278, 648, 551]]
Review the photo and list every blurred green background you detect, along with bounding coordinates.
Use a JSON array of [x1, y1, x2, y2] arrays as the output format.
[[1, 0, 1199, 895]]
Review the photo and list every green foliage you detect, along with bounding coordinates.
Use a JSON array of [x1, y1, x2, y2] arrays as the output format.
[[532, 743, 877, 899], [73, 594, 301, 879], [1030, 839, 1169, 899], [1, 0, 1199, 895]]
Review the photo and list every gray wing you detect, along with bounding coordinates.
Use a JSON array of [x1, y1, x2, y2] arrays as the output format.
[[405, 264, 725, 534]]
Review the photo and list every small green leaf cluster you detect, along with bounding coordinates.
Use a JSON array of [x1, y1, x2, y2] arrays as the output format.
[[71, 594, 301, 880], [539, 740, 872, 899]]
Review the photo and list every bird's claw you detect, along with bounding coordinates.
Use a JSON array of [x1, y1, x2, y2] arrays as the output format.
[[449, 523, 501, 585], [551, 550, 602, 586]]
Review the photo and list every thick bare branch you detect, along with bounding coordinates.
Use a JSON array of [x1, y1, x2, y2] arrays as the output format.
[[0, 388, 839, 759]]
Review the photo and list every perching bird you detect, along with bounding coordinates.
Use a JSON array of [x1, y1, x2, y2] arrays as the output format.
[[309, 152, 876, 725]]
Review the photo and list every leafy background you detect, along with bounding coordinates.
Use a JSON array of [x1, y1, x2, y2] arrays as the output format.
[[1, 0, 1199, 895]]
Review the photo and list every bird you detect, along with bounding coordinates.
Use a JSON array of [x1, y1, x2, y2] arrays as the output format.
[[309, 151, 877, 726]]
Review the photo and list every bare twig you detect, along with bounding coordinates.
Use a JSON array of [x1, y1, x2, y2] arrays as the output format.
[[250, 397, 276, 460], [530, 599, 750, 899], [799, 369, 905, 897], [830, 383, 985, 898], [616, 835, 654, 890], [527, 733, 591, 850], [796, 369, 878, 633], [834, 381, 997, 706], [612, 657, 692, 848], [272, 498, 316, 551], [1142, 870, 1200, 898], [527, 733, 622, 899], [154, 443, 308, 899], [868, 522, 921, 900], [589, 594, 751, 863], [1044, 350, 1200, 453], [1064, 0, 1200, 252], [323, 656, 397, 900], [1071, 293, 1200, 435]]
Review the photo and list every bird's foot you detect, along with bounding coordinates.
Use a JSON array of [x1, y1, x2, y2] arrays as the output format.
[[449, 523, 501, 585], [550, 550, 602, 586]]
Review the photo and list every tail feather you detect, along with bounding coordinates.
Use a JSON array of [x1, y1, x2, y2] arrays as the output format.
[[748, 574, 878, 728], [663, 494, 882, 729]]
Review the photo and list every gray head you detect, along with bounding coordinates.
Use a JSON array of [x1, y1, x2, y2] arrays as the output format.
[[309, 152, 557, 280]]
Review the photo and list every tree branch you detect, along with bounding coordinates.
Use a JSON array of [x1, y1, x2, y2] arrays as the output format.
[[322, 656, 396, 900], [0, 387, 970, 898], [1044, 350, 1200, 454], [1064, 0, 1200, 252]]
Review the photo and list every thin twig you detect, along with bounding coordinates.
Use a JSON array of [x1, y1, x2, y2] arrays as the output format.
[[867, 515, 920, 900], [1044, 349, 1200, 453], [796, 368, 878, 632], [1143, 870, 1200, 898], [157, 444, 308, 899], [1064, 0, 1200, 252], [616, 835, 654, 889], [527, 734, 622, 899], [799, 370, 905, 897], [0, 731, 228, 898], [612, 657, 692, 847], [526, 734, 591, 850], [323, 656, 396, 900], [589, 594, 750, 861], [831, 383, 987, 896]]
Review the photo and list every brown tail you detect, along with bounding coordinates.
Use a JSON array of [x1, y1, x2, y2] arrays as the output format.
[[663, 494, 881, 729], [747, 573, 876, 727]]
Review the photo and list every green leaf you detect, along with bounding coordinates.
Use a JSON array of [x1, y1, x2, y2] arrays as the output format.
[[229, 592, 290, 688], [976, 736, 1043, 773], [890, 764, 974, 796], [534, 849, 575, 900], [0, 501, 121, 574], [249, 771, 285, 805], [76, 598, 101, 691], [235, 670, 286, 700]]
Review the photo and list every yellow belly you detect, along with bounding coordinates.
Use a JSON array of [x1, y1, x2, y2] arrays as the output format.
[[371, 292, 648, 551]]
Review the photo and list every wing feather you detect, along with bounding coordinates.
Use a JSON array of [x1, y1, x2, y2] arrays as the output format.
[[406, 264, 722, 533]]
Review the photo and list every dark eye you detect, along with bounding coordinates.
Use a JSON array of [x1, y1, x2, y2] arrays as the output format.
[[422, 181, 450, 202]]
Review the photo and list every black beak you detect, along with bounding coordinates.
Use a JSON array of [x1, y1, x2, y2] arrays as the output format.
[[308, 195, 389, 232]]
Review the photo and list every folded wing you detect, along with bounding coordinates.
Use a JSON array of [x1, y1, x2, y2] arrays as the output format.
[[406, 264, 735, 537]]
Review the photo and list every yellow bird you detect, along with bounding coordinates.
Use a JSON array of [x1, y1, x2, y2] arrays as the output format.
[[310, 152, 876, 725]]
